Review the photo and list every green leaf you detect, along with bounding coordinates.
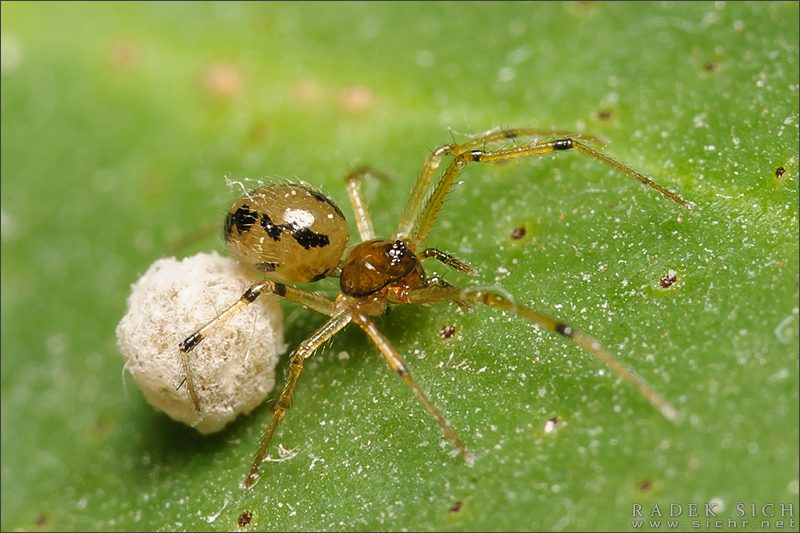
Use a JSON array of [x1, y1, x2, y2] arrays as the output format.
[[2, 2, 797, 531]]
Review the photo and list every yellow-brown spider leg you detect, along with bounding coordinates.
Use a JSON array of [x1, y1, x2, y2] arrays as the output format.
[[179, 280, 336, 413], [408, 137, 689, 247], [388, 285, 680, 423], [352, 313, 474, 464], [421, 247, 475, 275], [395, 128, 604, 239], [345, 165, 391, 241], [244, 309, 352, 488]]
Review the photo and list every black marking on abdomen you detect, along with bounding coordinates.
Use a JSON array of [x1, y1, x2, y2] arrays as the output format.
[[292, 227, 330, 249], [255, 261, 278, 272], [224, 213, 234, 240], [225, 204, 259, 240], [307, 188, 345, 219], [261, 213, 283, 241], [309, 271, 328, 282], [260, 212, 331, 249]]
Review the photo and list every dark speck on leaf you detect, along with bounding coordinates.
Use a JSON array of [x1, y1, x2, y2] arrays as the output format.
[[510, 226, 526, 240], [659, 270, 678, 289], [597, 109, 613, 121], [440, 324, 456, 339]]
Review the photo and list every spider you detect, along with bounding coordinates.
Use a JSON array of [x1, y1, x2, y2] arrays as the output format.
[[178, 127, 689, 489]]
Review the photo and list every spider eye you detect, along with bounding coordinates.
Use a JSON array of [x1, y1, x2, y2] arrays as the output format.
[[387, 240, 407, 265]]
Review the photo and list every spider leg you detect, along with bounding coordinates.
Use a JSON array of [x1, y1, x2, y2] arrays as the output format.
[[345, 165, 391, 241], [179, 280, 336, 413], [421, 247, 475, 275], [244, 309, 352, 488], [352, 313, 474, 464], [387, 285, 680, 423], [395, 128, 606, 239], [402, 131, 689, 248]]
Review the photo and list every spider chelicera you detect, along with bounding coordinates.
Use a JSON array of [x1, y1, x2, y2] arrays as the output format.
[[178, 127, 689, 489]]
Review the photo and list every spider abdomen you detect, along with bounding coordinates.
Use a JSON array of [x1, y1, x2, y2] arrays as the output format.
[[224, 184, 350, 283]]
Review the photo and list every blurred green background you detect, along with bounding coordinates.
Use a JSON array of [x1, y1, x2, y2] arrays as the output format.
[[2, 2, 798, 531]]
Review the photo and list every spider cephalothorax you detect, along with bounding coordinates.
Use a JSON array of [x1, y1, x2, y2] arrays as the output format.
[[339, 239, 425, 298]]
